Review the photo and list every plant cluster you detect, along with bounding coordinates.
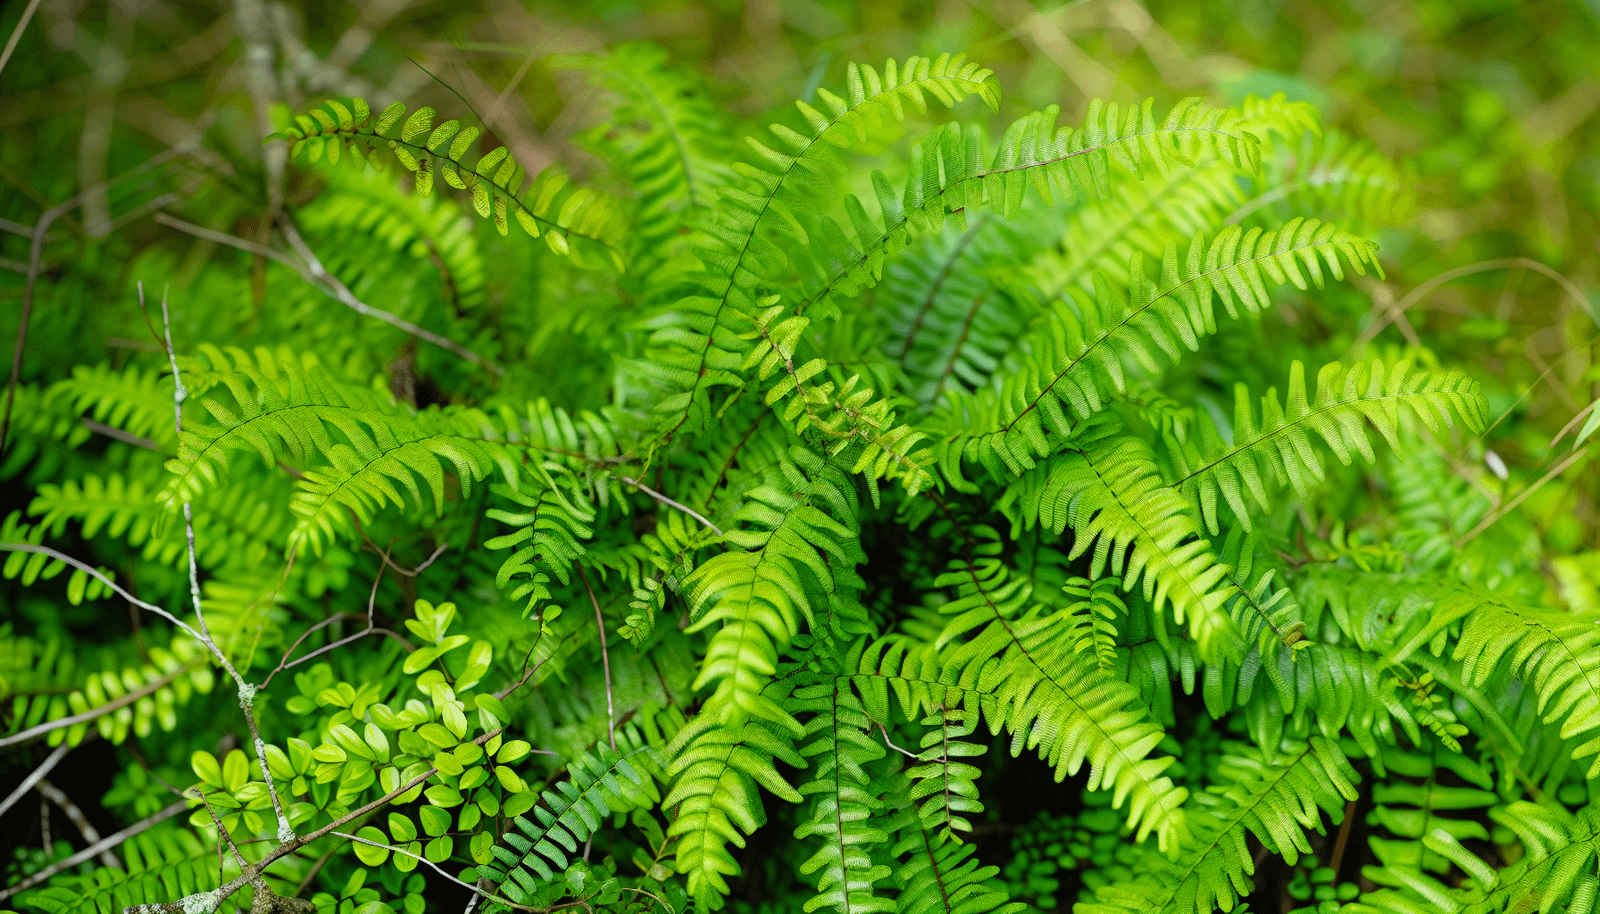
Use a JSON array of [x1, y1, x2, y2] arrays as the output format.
[[2, 4, 1598, 914]]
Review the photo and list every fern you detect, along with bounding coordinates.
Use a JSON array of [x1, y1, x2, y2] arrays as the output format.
[[1164, 359, 1489, 532], [478, 744, 647, 905], [1079, 737, 1359, 914], [7, 28, 1594, 914], [933, 218, 1381, 484], [281, 96, 628, 265], [858, 525, 1192, 853]]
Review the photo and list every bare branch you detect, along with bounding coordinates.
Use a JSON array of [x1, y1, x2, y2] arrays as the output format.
[[578, 565, 616, 751], [153, 212, 504, 375], [0, 743, 70, 819], [619, 476, 725, 537], [38, 779, 122, 868]]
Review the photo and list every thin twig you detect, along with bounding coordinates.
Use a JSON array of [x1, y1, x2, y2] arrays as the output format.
[[0, 743, 70, 819], [282, 215, 504, 376], [0, 0, 43, 77], [334, 832, 535, 910], [190, 787, 250, 870], [577, 565, 616, 751], [36, 779, 121, 866], [153, 212, 503, 375], [877, 724, 918, 759], [81, 418, 159, 450], [261, 544, 421, 688], [151, 288, 297, 845], [0, 800, 187, 903], [1, 145, 191, 456], [1455, 446, 1590, 547], [1349, 257, 1599, 355], [619, 476, 724, 537]]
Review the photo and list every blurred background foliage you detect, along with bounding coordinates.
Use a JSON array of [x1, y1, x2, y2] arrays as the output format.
[[2, 0, 1598, 910]]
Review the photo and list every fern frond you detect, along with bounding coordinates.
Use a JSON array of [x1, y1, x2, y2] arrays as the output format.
[[1348, 803, 1600, 914], [0, 511, 114, 605], [20, 830, 228, 913], [281, 97, 627, 265], [1000, 427, 1244, 660], [562, 43, 734, 258], [1454, 595, 1600, 776], [157, 350, 522, 552], [664, 715, 806, 908], [484, 480, 596, 623], [684, 450, 860, 729], [1062, 575, 1126, 673], [32, 470, 296, 570], [478, 744, 646, 903], [298, 164, 487, 313], [788, 96, 1263, 326], [932, 218, 1381, 484], [639, 53, 999, 442], [51, 361, 179, 449], [791, 655, 896, 914], [1079, 737, 1358, 914], [858, 526, 1192, 852], [904, 708, 986, 841], [1235, 129, 1414, 228], [1165, 359, 1488, 533]]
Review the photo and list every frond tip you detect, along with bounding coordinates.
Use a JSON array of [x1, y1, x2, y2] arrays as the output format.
[[281, 97, 628, 266], [1168, 359, 1489, 532]]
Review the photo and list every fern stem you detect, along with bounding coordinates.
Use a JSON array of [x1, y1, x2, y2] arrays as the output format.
[[0, 658, 201, 750], [621, 475, 725, 537], [335, 830, 537, 910], [579, 564, 618, 751]]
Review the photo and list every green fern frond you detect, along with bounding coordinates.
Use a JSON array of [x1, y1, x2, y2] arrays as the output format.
[[789, 96, 1263, 326], [32, 470, 296, 570], [999, 427, 1244, 660], [891, 815, 1023, 914], [1454, 595, 1600, 776], [1235, 129, 1414, 228], [791, 655, 896, 914], [858, 526, 1192, 852], [478, 744, 647, 904], [1062, 576, 1126, 673], [20, 830, 226, 913], [1165, 359, 1488, 533], [932, 218, 1381, 485], [1080, 737, 1358, 914], [298, 164, 488, 313], [562, 43, 734, 258], [684, 450, 860, 729], [51, 361, 179, 449], [484, 481, 596, 623], [1348, 802, 1600, 914], [157, 350, 524, 552], [905, 708, 986, 841], [638, 53, 999, 443], [281, 97, 627, 265], [665, 714, 806, 908]]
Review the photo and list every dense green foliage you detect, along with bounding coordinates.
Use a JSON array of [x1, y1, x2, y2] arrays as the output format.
[[2, 2, 1598, 914]]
